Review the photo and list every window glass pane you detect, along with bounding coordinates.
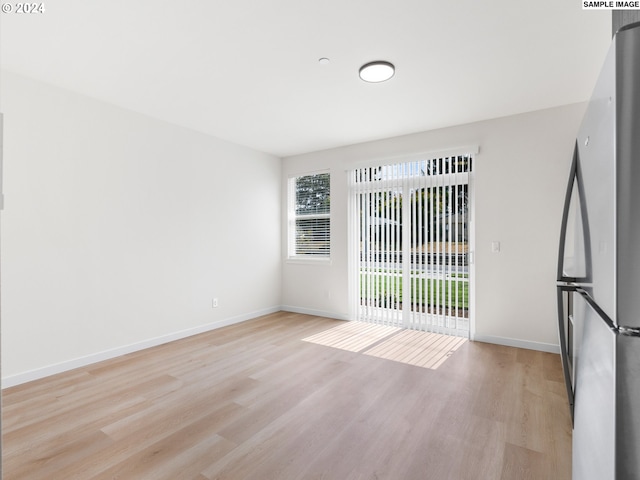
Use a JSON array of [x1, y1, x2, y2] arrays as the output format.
[[295, 217, 330, 255], [290, 173, 330, 258], [296, 174, 330, 216]]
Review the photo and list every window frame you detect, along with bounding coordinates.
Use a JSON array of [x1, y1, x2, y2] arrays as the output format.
[[287, 171, 331, 264]]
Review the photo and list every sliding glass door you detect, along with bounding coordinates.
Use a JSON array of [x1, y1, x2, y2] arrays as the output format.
[[349, 155, 473, 337]]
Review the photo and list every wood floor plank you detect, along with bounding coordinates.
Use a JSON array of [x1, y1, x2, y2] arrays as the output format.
[[500, 442, 548, 480], [2, 313, 572, 479], [3, 430, 114, 480]]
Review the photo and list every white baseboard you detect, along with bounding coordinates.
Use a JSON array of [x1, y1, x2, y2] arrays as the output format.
[[280, 309, 560, 355], [280, 305, 349, 321], [3, 309, 560, 389], [2, 306, 281, 389], [473, 334, 560, 354]]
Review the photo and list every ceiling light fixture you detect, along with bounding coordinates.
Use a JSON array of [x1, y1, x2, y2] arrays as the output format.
[[359, 61, 395, 83]]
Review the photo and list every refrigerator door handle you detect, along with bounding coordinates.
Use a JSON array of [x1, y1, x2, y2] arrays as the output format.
[[557, 143, 579, 283], [557, 142, 592, 284], [576, 288, 617, 333], [575, 288, 640, 338], [557, 284, 577, 423]]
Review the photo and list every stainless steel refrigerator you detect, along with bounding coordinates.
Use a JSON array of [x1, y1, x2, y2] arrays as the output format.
[[557, 21, 640, 480]]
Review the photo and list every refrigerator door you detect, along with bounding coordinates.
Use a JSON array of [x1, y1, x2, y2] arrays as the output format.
[[572, 290, 615, 480], [615, 23, 640, 330], [575, 34, 616, 320]]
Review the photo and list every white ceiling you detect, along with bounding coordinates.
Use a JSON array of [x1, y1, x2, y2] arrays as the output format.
[[1, 1, 611, 157]]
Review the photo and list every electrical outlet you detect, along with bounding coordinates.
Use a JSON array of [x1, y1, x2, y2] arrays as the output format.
[[212, 298, 218, 308]]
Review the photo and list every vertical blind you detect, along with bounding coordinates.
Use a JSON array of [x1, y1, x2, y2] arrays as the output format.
[[348, 155, 473, 336]]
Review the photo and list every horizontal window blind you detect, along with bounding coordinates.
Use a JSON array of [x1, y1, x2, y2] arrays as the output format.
[[289, 173, 330, 258], [349, 155, 473, 336]]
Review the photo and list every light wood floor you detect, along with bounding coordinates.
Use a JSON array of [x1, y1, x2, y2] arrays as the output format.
[[2, 312, 572, 479]]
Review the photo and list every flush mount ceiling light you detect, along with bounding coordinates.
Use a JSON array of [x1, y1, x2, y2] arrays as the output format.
[[359, 61, 395, 83]]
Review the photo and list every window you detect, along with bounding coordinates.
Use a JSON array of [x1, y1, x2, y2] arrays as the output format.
[[288, 172, 330, 259]]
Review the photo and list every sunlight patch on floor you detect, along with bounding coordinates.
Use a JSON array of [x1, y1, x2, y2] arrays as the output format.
[[302, 321, 401, 353], [303, 321, 467, 370]]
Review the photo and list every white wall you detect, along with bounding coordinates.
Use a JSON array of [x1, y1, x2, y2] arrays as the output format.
[[0, 67, 587, 386], [0, 71, 282, 384], [281, 103, 586, 352]]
